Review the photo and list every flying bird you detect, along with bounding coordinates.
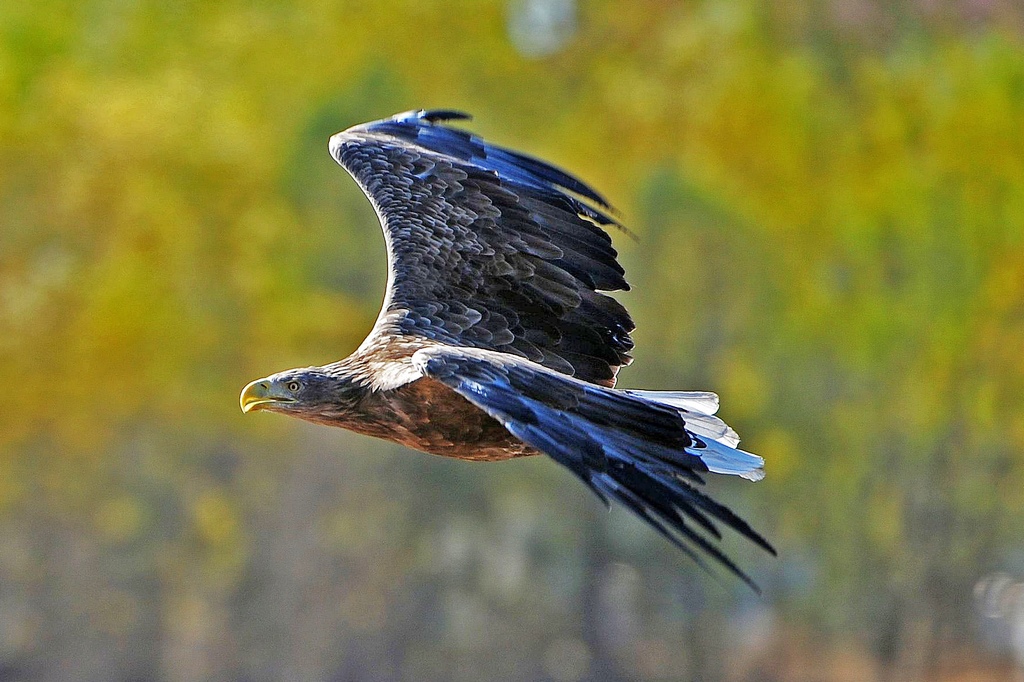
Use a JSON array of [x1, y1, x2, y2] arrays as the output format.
[[240, 110, 774, 587]]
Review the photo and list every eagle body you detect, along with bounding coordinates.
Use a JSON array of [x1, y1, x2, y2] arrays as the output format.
[[370, 377, 536, 461], [241, 110, 774, 587], [318, 373, 535, 462]]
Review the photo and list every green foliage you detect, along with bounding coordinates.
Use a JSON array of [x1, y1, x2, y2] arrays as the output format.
[[2, 0, 1024, 679]]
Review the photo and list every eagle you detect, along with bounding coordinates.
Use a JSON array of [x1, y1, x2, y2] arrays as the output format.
[[240, 110, 774, 587]]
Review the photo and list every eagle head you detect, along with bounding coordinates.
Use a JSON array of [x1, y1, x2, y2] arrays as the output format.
[[240, 367, 362, 421]]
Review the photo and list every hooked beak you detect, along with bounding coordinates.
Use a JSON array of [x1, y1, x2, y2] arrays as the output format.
[[240, 378, 295, 413]]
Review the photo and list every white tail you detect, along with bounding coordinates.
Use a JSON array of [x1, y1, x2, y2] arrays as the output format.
[[624, 389, 764, 482]]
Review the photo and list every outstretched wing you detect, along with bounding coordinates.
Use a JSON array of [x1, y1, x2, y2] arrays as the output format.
[[329, 110, 634, 387], [413, 346, 775, 588]]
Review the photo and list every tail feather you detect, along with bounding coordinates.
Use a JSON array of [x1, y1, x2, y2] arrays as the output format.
[[626, 389, 765, 479], [680, 412, 741, 448], [624, 389, 720, 415], [696, 438, 765, 482]]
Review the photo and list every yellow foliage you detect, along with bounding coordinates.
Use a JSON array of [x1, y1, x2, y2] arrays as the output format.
[[2, 0, 1024, 676], [192, 490, 240, 547], [94, 495, 145, 544]]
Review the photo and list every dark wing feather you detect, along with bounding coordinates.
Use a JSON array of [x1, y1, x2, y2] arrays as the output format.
[[329, 110, 634, 386], [415, 346, 776, 588]]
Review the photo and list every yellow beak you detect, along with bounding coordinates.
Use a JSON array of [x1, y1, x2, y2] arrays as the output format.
[[240, 379, 279, 413]]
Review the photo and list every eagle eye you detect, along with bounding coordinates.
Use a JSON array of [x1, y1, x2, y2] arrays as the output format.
[[286, 381, 301, 393]]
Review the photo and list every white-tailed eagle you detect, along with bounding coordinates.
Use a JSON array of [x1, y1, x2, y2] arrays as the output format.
[[240, 110, 774, 587]]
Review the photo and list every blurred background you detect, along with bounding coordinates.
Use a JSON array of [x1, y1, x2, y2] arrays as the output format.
[[2, 0, 1024, 680]]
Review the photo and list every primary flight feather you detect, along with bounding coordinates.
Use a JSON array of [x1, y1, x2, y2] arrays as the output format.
[[240, 110, 774, 587]]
